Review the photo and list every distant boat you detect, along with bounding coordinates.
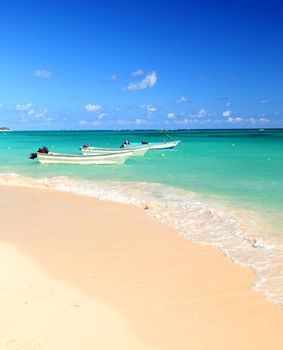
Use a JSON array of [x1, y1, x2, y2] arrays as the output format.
[[29, 147, 133, 165], [80, 144, 150, 157], [0, 127, 11, 132]]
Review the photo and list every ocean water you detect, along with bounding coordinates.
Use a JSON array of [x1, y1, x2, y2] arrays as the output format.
[[0, 129, 283, 303]]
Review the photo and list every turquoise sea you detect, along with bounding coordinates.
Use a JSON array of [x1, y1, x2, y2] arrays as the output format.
[[0, 129, 283, 303]]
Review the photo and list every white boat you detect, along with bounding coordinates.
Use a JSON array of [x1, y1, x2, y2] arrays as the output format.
[[147, 140, 181, 150], [82, 145, 149, 157], [123, 140, 181, 150], [36, 151, 133, 165]]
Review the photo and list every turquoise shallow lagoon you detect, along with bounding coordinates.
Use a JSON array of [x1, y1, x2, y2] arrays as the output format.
[[0, 129, 283, 303]]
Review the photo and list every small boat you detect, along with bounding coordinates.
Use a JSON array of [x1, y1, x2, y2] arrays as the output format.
[[146, 140, 180, 150], [120, 130, 181, 151], [122, 140, 181, 150], [80, 144, 150, 157], [29, 147, 133, 165]]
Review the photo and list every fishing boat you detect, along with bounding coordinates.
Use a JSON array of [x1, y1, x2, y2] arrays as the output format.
[[29, 147, 133, 165], [121, 140, 180, 150], [81, 144, 150, 157], [121, 130, 181, 150], [137, 140, 181, 150]]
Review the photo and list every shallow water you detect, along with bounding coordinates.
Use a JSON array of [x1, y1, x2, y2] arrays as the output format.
[[0, 129, 283, 303]]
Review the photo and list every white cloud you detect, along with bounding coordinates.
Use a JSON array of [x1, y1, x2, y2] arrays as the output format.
[[15, 104, 50, 121], [222, 110, 232, 117], [84, 104, 102, 112], [197, 108, 207, 117], [247, 117, 256, 123], [226, 102, 232, 107], [27, 109, 35, 116], [141, 105, 158, 112], [35, 108, 48, 119], [228, 117, 242, 123], [148, 106, 158, 112], [108, 74, 117, 81], [259, 117, 269, 123], [260, 99, 268, 104], [167, 112, 175, 119], [132, 69, 144, 76], [97, 112, 107, 119], [117, 119, 131, 126], [176, 118, 197, 125], [135, 118, 147, 125], [78, 119, 100, 126], [125, 71, 157, 91], [33, 70, 53, 78], [15, 103, 32, 111], [176, 96, 188, 104]]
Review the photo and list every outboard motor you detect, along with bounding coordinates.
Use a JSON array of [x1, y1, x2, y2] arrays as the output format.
[[38, 146, 49, 153], [120, 140, 130, 148], [29, 152, 38, 159], [29, 146, 49, 159]]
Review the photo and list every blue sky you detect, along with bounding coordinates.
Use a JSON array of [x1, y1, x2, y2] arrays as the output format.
[[0, 0, 282, 130]]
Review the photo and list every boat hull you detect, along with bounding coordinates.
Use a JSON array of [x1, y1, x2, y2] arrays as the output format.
[[147, 140, 180, 150], [37, 151, 133, 165], [124, 140, 180, 150], [82, 146, 149, 157]]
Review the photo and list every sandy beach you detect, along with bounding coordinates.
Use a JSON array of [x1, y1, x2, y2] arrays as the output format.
[[0, 185, 283, 349]]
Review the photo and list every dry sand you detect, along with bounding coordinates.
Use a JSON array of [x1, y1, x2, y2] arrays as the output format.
[[0, 185, 283, 349]]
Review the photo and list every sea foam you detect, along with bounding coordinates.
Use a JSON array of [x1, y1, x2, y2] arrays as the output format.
[[1, 171, 283, 305]]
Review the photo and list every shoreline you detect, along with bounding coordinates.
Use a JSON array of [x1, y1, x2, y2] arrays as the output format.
[[1, 172, 283, 304], [1, 184, 283, 349]]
